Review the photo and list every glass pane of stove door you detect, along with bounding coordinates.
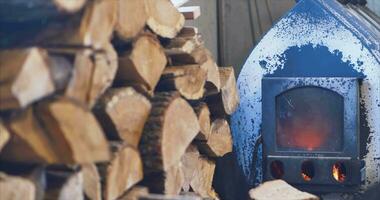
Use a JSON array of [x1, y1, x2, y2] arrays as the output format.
[[276, 86, 344, 152]]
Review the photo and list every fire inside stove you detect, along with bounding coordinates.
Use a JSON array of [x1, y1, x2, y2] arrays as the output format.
[[276, 87, 344, 152]]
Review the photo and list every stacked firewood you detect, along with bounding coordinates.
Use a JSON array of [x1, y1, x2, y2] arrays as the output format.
[[0, 0, 239, 200]]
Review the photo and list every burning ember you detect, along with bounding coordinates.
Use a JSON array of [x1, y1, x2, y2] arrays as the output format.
[[301, 161, 314, 181], [332, 162, 346, 182]]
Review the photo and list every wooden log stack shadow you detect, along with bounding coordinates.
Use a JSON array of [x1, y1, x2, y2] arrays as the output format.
[[0, 0, 239, 200]]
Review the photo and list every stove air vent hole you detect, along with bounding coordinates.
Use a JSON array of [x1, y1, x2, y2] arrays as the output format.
[[332, 162, 347, 183], [270, 160, 284, 179], [301, 160, 315, 181]]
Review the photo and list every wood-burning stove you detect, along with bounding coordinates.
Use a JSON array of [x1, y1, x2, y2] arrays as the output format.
[[262, 77, 365, 192]]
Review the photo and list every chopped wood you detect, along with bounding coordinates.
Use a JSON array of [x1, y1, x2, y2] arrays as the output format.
[[35, 97, 110, 163], [139, 194, 202, 200], [249, 180, 319, 200], [82, 163, 102, 200], [157, 65, 207, 100], [44, 169, 84, 200], [181, 145, 200, 192], [0, 48, 55, 110], [116, 34, 167, 91], [190, 157, 216, 199], [97, 142, 143, 200], [169, 46, 208, 65], [47, 54, 73, 91], [0, 120, 11, 152], [65, 45, 117, 108], [201, 55, 221, 93], [145, 0, 185, 38], [116, 0, 148, 40], [142, 163, 185, 195], [206, 67, 239, 117], [94, 87, 151, 147], [139, 92, 200, 173], [164, 36, 203, 56], [196, 119, 233, 158], [0, 107, 60, 163], [1, 98, 110, 164], [119, 186, 149, 200], [0, 172, 36, 200], [192, 103, 211, 141], [178, 6, 201, 20]]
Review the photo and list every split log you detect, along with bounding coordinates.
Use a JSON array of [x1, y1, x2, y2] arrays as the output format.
[[65, 44, 118, 108], [97, 142, 143, 200], [94, 87, 151, 147], [156, 65, 207, 100], [35, 97, 110, 163], [164, 36, 203, 56], [196, 119, 233, 158], [142, 163, 185, 195], [0, 107, 60, 163], [0, 120, 11, 152], [190, 157, 216, 199], [44, 169, 84, 200], [0, 0, 87, 22], [249, 180, 319, 200], [116, 34, 167, 91], [82, 163, 102, 200], [116, 0, 148, 40], [139, 194, 202, 200], [0, 48, 55, 110], [0, 172, 36, 200], [206, 67, 239, 117], [0, 98, 110, 164], [139, 92, 200, 173], [178, 6, 201, 20], [145, 0, 185, 38], [192, 103, 211, 141], [119, 186, 149, 200], [169, 47, 220, 92], [181, 145, 200, 192], [47, 54, 73, 91]]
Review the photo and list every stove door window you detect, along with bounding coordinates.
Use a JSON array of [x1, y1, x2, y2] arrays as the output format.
[[276, 86, 344, 152]]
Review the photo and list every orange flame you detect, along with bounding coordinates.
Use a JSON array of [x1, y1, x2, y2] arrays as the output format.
[[333, 163, 346, 182], [302, 173, 312, 181]]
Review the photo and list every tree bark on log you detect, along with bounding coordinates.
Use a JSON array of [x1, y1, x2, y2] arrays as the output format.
[[0, 48, 55, 110], [142, 163, 185, 195], [139, 92, 200, 173], [157, 65, 207, 100], [97, 142, 143, 200], [94, 87, 151, 147], [196, 119, 233, 158], [116, 34, 167, 91], [145, 0, 185, 38]]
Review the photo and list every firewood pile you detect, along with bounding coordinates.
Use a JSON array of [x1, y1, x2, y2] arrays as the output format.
[[0, 0, 239, 200]]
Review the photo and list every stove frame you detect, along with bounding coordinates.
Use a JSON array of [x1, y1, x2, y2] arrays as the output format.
[[261, 77, 364, 192]]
